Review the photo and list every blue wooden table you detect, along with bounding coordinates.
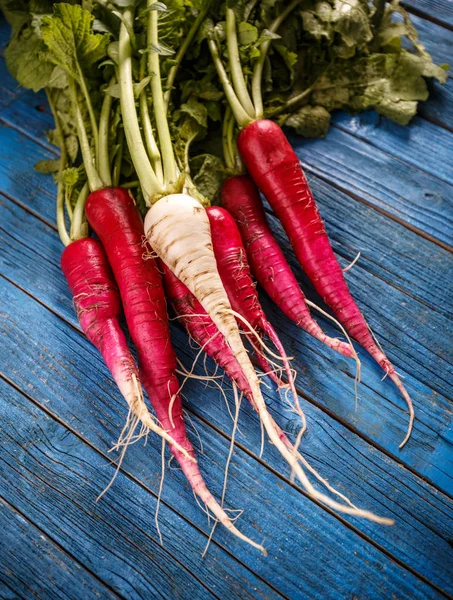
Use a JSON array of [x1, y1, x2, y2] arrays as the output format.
[[1, 5, 452, 599]]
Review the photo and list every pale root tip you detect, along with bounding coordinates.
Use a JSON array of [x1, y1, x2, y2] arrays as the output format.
[[398, 404, 415, 450], [391, 374, 414, 450]]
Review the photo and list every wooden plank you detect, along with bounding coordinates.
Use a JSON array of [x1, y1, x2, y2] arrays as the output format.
[[0, 10, 450, 593], [288, 127, 453, 248], [1, 123, 453, 487], [403, 0, 453, 29], [419, 78, 453, 131], [0, 60, 21, 110], [4, 91, 453, 248], [0, 124, 56, 224], [1, 197, 453, 595], [0, 376, 286, 600], [1, 282, 452, 600], [0, 497, 119, 600], [409, 14, 453, 67], [0, 89, 53, 144], [332, 111, 453, 189]]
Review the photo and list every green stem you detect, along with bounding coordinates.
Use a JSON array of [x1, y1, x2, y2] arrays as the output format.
[[99, 79, 114, 187], [147, 0, 177, 186], [77, 65, 100, 166], [56, 172, 70, 246], [118, 8, 163, 202], [69, 80, 104, 192], [226, 7, 255, 119], [140, 91, 164, 183], [222, 106, 235, 169], [268, 85, 314, 117], [65, 188, 74, 220], [269, 70, 369, 117], [208, 39, 254, 129], [223, 107, 244, 173], [252, 0, 303, 119], [47, 89, 71, 246], [163, 1, 212, 113], [70, 182, 90, 241], [112, 129, 124, 188], [121, 180, 139, 189], [227, 110, 244, 173], [226, 110, 236, 165], [46, 89, 72, 245], [139, 55, 163, 183]]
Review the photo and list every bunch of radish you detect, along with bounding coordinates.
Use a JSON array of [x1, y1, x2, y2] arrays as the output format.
[[4, 0, 443, 552]]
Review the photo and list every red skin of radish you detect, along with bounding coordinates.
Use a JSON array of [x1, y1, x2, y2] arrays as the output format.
[[161, 264, 361, 506], [222, 175, 353, 359], [238, 120, 413, 446], [61, 238, 137, 390], [85, 188, 205, 481], [160, 261, 252, 397], [206, 206, 299, 399]]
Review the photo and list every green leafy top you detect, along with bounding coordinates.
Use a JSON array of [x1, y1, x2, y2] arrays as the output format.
[[1, 0, 449, 209], [40, 3, 110, 83]]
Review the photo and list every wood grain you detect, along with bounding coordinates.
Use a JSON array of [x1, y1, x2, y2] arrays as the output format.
[[0, 11, 452, 599], [1, 194, 453, 595], [0, 497, 119, 600]]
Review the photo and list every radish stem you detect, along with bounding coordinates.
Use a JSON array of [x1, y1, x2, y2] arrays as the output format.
[[226, 7, 255, 119], [99, 81, 114, 187], [69, 81, 104, 192], [118, 8, 163, 202], [112, 130, 124, 188], [70, 182, 90, 241], [222, 107, 235, 170], [46, 89, 70, 246], [77, 64, 100, 164], [147, 0, 177, 186], [252, 0, 303, 119], [208, 39, 253, 129], [139, 57, 164, 184]]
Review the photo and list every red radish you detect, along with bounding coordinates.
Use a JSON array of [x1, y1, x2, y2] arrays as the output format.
[[238, 120, 414, 448], [222, 175, 355, 359], [118, 7, 391, 524], [206, 205, 305, 426], [86, 187, 263, 551], [162, 263, 358, 507], [160, 262, 251, 397], [60, 237, 189, 454], [146, 195, 390, 524]]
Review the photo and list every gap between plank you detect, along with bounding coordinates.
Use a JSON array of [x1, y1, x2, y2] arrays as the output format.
[[421, 111, 453, 136], [0, 580, 26, 600], [2, 99, 453, 252], [2, 196, 453, 491], [0, 370, 288, 600], [402, 2, 453, 33], [301, 158, 453, 254], [0, 495, 124, 600], [0, 278, 452, 599]]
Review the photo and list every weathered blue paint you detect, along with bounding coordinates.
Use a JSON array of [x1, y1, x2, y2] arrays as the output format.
[[289, 126, 453, 247], [404, 0, 453, 28], [0, 497, 119, 600], [332, 111, 453, 189], [2, 193, 453, 595], [0, 11, 452, 600]]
